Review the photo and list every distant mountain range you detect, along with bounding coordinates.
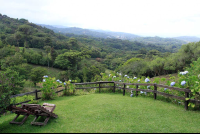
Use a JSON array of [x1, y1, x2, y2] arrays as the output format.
[[37, 24, 139, 40], [37, 24, 200, 45], [173, 36, 200, 43]]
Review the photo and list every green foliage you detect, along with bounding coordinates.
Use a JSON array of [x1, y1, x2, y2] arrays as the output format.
[[29, 67, 47, 86], [0, 68, 24, 113], [8, 63, 33, 80], [11, 95, 38, 104], [178, 57, 200, 109], [0, 45, 15, 59], [1, 52, 27, 70], [63, 81, 76, 96], [54, 50, 82, 70], [40, 77, 58, 100]]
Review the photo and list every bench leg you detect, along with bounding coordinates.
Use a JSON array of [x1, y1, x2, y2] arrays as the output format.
[[10, 114, 29, 125], [31, 115, 50, 126]]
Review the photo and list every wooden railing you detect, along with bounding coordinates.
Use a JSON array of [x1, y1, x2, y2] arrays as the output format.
[[74, 81, 200, 110], [4, 81, 200, 110], [9, 87, 65, 106]]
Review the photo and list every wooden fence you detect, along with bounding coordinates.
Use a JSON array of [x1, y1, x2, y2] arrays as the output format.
[[74, 81, 200, 110], [4, 81, 200, 110], [9, 87, 65, 106]]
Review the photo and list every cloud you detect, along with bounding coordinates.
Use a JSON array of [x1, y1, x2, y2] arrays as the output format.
[[0, 0, 200, 37]]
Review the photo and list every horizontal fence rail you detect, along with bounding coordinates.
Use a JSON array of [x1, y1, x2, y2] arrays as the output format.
[[2, 81, 200, 111], [74, 81, 199, 110]]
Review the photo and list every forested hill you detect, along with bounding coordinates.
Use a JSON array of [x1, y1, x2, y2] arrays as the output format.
[[1, 13, 200, 84], [0, 13, 177, 54], [131, 36, 187, 46], [173, 36, 200, 43], [38, 24, 187, 47], [37, 24, 140, 40]]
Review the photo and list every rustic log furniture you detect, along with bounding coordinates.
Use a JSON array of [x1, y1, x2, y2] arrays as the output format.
[[6, 104, 36, 125], [22, 103, 58, 126]]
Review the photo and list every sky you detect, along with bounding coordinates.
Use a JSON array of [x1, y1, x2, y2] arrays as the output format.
[[0, 0, 200, 37]]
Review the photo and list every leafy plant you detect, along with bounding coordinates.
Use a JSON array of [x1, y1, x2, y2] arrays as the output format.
[[40, 76, 58, 100]]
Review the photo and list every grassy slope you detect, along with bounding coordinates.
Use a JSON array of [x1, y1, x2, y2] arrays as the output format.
[[30, 64, 64, 79], [0, 93, 200, 133]]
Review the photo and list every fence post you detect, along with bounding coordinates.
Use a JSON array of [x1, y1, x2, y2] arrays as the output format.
[[35, 89, 38, 100], [136, 84, 138, 97], [185, 92, 189, 110], [113, 82, 115, 93], [154, 84, 157, 100], [99, 82, 101, 93], [123, 83, 125, 96]]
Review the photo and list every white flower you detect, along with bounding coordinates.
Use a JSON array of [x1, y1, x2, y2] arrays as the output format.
[[113, 76, 116, 78], [59, 81, 62, 84], [181, 81, 186, 86], [180, 71, 188, 75], [147, 86, 150, 89], [64, 82, 66, 85], [145, 78, 150, 83], [134, 77, 137, 79], [164, 88, 168, 91], [184, 71, 188, 74], [69, 80, 71, 82], [119, 80, 121, 82], [138, 79, 140, 82], [124, 75, 127, 77], [140, 91, 143, 94], [130, 93, 133, 97], [56, 79, 60, 82], [180, 72, 186, 75], [170, 82, 175, 86], [127, 76, 129, 78], [43, 79, 46, 82], [109, 74, 111, 77], [43, 75, 48, 78]]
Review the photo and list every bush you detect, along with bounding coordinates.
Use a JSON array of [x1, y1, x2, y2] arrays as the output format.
[[0, 68, 24, 114], [40, 77, 58, 100]]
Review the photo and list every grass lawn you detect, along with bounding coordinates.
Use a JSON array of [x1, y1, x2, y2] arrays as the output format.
[[0, 93, 200, 133]]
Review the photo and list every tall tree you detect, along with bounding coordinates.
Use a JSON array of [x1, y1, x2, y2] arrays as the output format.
[[14, 31, 22, 48], [17, 24, 33, 48], [50, 47, 57, 67], [44, 45, 51, 68]]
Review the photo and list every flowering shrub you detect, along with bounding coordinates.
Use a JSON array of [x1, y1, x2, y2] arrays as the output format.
[[177, 57, 200, 109], [40, 76, 58, 100], [170, 82, 175, 86], [145, 78, 150, 83], [97, 67, 200, 109], [63, 80, 75, 96]]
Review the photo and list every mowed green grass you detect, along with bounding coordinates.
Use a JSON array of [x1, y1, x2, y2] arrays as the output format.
[[0, 93, 200, 133]]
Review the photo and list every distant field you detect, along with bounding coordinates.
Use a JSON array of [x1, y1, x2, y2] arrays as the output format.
[[29, 64, 64, 79]]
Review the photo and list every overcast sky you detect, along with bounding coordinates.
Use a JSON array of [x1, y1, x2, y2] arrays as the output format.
[[0, 0, 200, 37]]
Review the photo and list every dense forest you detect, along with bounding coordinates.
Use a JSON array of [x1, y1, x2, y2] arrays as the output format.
[[0, 13, 200, 86]]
